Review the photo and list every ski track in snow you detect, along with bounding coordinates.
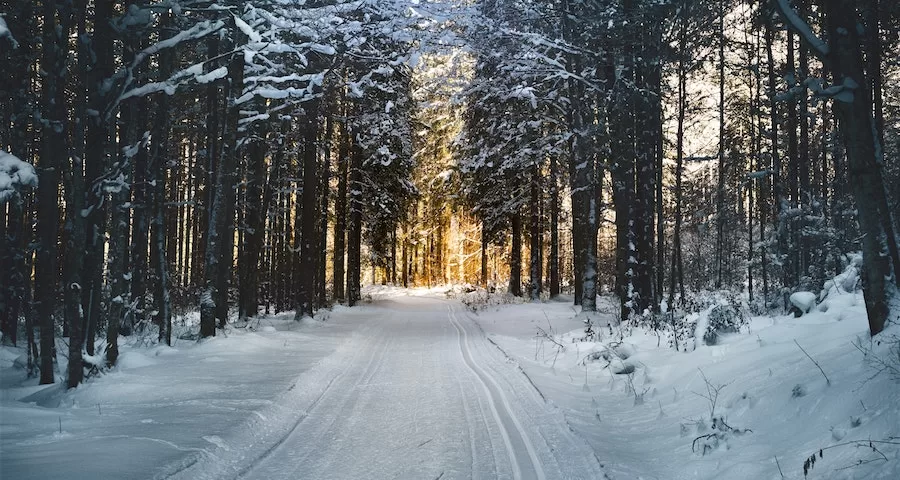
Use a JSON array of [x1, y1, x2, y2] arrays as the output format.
[[165, 296, 605, 480], [447, 303, 544, 480]]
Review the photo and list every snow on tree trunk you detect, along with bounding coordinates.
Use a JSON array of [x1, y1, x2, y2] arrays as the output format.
[[347, 144, 363, 307]]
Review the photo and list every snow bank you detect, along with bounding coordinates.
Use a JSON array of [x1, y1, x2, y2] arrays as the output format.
[[0, 311, 356, 479], [474, 285, 899, 479]]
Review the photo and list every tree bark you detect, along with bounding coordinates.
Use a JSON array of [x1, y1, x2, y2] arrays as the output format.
[[36, 0, 70, 384], [150, 11, 173, 345], [237, 107, 272, 320], [201, 20, 243, 335], [347, 143, 363, 306], [821, 0, 898, 335], [64, 0, 88, 388], [765, 20, 784, 300], [82, 0, 114, 358], [317, 114, 332, 308], [528, 163, 542, 300], [296, 98, 321, 319], [509, 212, 522, 297], [668, 44, 687, 309], [549, 154, 560, 298], [333, 117, 349, 302], [715, 0, 727, 289]]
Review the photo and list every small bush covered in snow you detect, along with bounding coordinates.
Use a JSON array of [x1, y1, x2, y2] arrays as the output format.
[[789, 292, 817, 316], [702, 302, 748, 346], [627, 291, 749, 351], [451, 285, 524, 312]]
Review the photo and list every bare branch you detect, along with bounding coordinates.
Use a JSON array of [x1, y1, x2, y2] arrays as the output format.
[[795, 339, 831, 386]]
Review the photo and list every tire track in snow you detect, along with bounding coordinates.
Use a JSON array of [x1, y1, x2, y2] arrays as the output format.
[[456, 306, 609, 480], [311, 330, 397, 476], [232, 373, 340, 479], [452, 350, 484, 479], [447, 305, 546, 480], [156, 325, 378, 480], [239, 321, 394, 479]]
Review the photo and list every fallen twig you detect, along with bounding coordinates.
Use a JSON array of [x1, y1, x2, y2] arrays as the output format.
[[795, 339, 831, 386]]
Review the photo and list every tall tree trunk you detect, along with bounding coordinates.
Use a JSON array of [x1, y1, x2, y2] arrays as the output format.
[[129, 19, 151, 332], [64, 0, 88, 388], [201, 22, 243, 335], [214, 42, 244, 328], [568, 74, 598, 310], [333, 118, 349, 302], [150, 11, 173, 345], [317, 114, 332, 307], [509, 212, 522, 297], [786, 30, 799, 289], [821, 0, 898, 335], [798, 1, 812, 278], [106, 104, 133, 365], [528, 163, 542, 300], [654, 75, 666, 310], [764, 20, 783, 301], [610, 46, 637, 319], [36, 0, 70, 384], [549, 154, 560, 298], [668, 46, 687, 309], [757, 26, 770, 304], [82, 0, 114, 358], [130, 107, 150, 335], [347, 144, 363, 306], [296, 98, 321, 319], [237, 111, 272, 320], [562, 0, 587, 307], [633, 38, 660, 316], [198, 30, 221, 336], [480, 226, 488, 288], [715, 0, 727, 289], [747, 29, 759, 302]]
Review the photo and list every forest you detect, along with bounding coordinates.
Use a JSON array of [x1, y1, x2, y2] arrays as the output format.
[[1, 0, 898, 395]]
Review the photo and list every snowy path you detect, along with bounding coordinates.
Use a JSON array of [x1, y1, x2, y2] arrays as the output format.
[[169, 296, 604, 480]]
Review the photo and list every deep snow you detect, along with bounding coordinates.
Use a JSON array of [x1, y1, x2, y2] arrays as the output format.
[[0, 312, 354, 480], [1, 285, 898, 480], [468, 291, 900, 480]]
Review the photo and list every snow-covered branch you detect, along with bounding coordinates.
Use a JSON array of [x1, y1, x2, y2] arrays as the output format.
[[0, 150, 38, 203], [772, 0, 829, 60]]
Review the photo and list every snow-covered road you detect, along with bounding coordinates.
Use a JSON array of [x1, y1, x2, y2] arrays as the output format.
[[6, 287, 899, 480], [168, 296, 604, 480]]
